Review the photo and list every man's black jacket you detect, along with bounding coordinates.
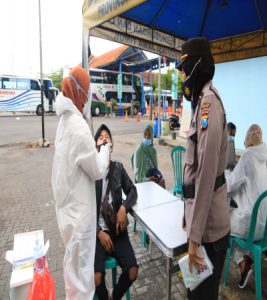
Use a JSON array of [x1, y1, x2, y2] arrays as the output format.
[[96, 161, 137, 233]]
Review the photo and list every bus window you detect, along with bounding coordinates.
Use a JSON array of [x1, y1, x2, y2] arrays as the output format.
[[2, 78, 16, 89], [134, 76, 141, 87], [103, 73, 117, 84], [90, 71, 103, 83], [17, 78, 31, 90], [30, 80, 40, 90], [122, 92, 132, 104], [122, 75, 131, 85], [106, 91, 117, 102], [0, 78, 2, 89], [45, 79, 52, 88]]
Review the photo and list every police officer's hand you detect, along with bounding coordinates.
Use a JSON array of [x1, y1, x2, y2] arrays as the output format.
[[116, 205, 127, 234], [98, 230, 114, 253], [188, 239, 205, 273]]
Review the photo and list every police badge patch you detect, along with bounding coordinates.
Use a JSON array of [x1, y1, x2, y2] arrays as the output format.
[[201, 102, 210, 109], [201, 116, 208, 129], [200, 104, 210, 129]]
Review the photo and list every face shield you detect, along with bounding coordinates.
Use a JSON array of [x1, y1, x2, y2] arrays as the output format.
[[69, 75, 90, 120]]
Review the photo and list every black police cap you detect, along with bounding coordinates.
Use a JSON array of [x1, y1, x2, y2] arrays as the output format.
[[177, 37, 212, 71]]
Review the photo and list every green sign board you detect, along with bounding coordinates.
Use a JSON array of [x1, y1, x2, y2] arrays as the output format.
[[118, 74, 122, 99], [171, 70, 178, 100]]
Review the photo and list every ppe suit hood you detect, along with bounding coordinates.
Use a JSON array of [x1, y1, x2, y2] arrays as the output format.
[[61, 66, 90, 113], [55, 92, 82, 117], [246, 143, 267, 162]]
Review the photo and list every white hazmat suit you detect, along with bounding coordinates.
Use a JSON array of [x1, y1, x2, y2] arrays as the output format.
[[52, 93, 110, 299], [225, 142, 267, 263]]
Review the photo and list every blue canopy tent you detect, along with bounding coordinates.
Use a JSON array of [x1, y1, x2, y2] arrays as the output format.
[[82, 0, 267, 137], [122, 0, 266, 41], [83, 0, 267, 63]]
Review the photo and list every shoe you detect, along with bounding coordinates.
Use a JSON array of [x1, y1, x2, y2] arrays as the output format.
[[238, 256, 253, 289]]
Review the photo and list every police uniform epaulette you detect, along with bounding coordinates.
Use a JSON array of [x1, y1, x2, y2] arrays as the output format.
[[209, 86, 226, 129]]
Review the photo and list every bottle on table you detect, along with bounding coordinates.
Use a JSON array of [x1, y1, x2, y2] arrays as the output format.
[[33, 235, 45, 273]]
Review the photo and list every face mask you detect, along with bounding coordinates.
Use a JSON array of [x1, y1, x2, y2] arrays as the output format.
[[181, 58, 201, 102], [228, 135, 235, 142], [143, 138, 152, 146], [69, 75, 89, 115]]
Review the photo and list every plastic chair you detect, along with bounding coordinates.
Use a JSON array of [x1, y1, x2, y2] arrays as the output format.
[[94, 256, 131, 300], [131, 153, 148, 247], [131, 153, 134, 171], [171, 146, 186, 195], [224, 190, 267, 300]]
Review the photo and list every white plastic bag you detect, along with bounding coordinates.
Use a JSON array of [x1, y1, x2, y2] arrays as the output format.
[[178, 245, 213, 291]]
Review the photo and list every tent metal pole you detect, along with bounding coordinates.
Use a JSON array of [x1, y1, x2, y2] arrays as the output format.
[[149, 66, 153, 121], [157, 56, 161, 138], [131, 70, 134, 117], [38, 0, 45, 147]]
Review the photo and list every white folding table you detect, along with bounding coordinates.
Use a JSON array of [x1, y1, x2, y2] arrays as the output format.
[[132, 182, 187, 299]]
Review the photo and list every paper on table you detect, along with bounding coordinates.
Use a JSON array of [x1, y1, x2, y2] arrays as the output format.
[[10, 268, 34, 288], [178, 245, 213, 291], [13, 230, 44, 264]]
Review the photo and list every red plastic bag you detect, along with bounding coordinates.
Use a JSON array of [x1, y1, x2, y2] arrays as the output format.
[[27, 267, 55, 300]]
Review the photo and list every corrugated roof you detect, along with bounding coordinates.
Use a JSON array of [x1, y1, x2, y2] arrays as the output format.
[[90, 45, 129, 69]]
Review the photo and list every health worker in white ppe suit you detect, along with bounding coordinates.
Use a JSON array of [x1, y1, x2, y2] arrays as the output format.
[[225, 124, 267, 288], [52, 66, 111, 300]]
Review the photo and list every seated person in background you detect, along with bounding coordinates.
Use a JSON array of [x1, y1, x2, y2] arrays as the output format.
[[94, 124, 138, 300], [134, 124, 165, 187], [227, 122, 237, 170], [225, 124, 267, 289]]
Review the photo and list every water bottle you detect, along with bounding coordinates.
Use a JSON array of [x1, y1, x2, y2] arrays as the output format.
[[34, 236, 45, 273]]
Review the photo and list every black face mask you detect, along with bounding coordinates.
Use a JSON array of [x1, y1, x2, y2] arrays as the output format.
[[181, 77, 194, 102], [181, 58, 202, 102]]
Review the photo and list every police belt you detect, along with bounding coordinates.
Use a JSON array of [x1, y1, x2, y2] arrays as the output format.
[[182, 173, 225, 199]]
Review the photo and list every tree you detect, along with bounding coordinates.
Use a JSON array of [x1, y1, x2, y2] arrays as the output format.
[[152, 69, 182, 97], [177, 71, 183, 99], [48, 68, 63, 90]]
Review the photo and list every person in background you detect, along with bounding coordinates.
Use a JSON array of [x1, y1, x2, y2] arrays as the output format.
[[178, 37, 230, 300], [225, 124, 267, 288], [227, 122, 237, 170], [52, 66, 111, 300], [227, 122, 236, 140], [94, 124, 138, 300], [133, 124, 158, 183]]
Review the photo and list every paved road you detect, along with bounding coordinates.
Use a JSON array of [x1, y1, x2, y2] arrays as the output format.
[[0, 115, 147, 146]]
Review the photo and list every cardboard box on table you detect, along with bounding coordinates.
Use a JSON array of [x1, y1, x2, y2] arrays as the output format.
[[5, 230, 49, 300]]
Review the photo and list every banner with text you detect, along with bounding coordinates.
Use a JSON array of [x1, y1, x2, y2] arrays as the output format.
[[100, 16, 184, 51], [82, 0, 147, 30], [90, 27, 181, 60]]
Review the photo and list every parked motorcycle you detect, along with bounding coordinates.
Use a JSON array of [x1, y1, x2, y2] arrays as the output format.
[[169, 114, 180, 130]]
